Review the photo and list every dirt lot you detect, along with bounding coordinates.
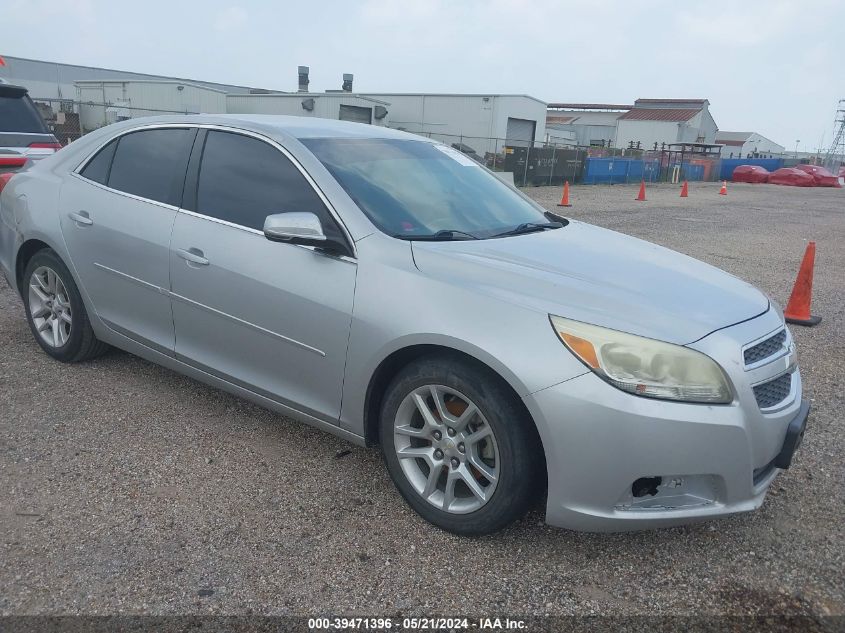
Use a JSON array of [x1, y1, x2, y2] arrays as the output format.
[[1, 181, 843, 619]]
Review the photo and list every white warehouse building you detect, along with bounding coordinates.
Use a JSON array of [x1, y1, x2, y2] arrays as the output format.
[[614, 99, 718, 150], [715, 131, 785, 158], [71, 81, 547, 156], [4, 56, 548, 157], [546, 99, 720, 151], [76, 80, 227, 131], [226, 91, 547, 156]]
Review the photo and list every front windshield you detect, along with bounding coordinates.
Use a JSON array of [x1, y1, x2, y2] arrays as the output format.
[[302, 137, 554, 239]]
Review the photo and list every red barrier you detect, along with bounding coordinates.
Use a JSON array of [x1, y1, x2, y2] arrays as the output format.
[[768, 168, 815, 187]]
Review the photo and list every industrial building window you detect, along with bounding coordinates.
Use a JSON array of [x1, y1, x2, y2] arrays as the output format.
[[195, 131, 341, 239], [79, 139, 118, 185], [106, 128, 194, 206]]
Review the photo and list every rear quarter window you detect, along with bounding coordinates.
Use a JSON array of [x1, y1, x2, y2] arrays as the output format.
[[79, 139, 118, 185]]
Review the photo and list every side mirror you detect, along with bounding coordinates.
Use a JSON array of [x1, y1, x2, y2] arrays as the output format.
[[263, 212, 349, 256], [264, 212, 327, 246]]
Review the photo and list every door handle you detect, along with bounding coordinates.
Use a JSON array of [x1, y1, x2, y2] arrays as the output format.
[[176, 247, 209, 266], [68, 211, 93, 226]]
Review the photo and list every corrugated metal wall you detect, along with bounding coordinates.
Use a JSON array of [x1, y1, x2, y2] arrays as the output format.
[[615, 119, 684, 149]]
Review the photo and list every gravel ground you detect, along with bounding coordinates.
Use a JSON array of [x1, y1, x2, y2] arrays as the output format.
[[1, 181, 843, 618]]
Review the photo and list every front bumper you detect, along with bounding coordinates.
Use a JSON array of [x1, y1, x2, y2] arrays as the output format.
[[525, 308, 807, 532]]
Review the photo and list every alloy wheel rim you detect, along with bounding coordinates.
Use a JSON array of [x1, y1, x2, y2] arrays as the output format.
[[393, 384, 500, 514], [28, 266, 72, 348]]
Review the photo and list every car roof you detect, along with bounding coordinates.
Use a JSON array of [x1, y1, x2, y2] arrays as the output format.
[[125, 113, 432, 143]]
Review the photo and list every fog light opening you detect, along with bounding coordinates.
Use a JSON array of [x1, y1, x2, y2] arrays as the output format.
[[632, 476, 662, 498]]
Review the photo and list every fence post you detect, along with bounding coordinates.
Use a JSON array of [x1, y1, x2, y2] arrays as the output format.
[[578, 147, 583, 184], [522, 144, 529, 187]]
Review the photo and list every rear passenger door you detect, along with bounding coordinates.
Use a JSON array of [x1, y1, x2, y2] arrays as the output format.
[[60, 126, 196, 354], [169, 129, 356, 422]]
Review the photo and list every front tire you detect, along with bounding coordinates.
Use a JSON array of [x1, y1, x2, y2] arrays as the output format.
[[380, 354, 542, 535], [22, 249, 109, 362]]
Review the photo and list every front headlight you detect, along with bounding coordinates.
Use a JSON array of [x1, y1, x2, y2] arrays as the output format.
[[550, 315, 732, 404]]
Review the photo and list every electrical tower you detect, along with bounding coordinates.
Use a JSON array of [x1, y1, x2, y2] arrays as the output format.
[[822, 99, 845, 171]]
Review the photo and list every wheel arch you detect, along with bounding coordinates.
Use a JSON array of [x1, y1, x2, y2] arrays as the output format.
[[363, 343, 540, 448], [15, 238, 55, 295]]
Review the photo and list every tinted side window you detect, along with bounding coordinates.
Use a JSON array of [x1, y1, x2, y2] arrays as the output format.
[[196, 131, 341, 238], [80, 139, 118, 185], [107, 128, 194, 206]]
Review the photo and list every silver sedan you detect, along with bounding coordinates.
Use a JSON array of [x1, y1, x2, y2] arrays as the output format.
[[0, 115, 808, 534]]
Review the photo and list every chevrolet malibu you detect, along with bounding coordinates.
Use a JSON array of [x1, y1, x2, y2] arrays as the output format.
[[0, 115, 808, 535]]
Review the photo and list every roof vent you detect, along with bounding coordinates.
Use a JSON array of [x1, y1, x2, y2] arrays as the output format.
[[342, 73, 353, 92], [298, 66, 310, 93]]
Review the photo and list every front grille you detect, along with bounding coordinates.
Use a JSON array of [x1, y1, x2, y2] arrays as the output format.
[[744, 329, 787, 365], [753, 372, 792, 409]]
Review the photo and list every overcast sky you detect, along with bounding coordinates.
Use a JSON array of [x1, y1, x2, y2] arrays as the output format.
[[3, 0, 842, 152]]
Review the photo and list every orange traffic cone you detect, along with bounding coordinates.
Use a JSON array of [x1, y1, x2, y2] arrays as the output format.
[[557, 180, 572, 207], [680, 181, 689, 197], [719, 180, 728, 195], [635, 180, 647, 201], [784, 242, 821, 326]]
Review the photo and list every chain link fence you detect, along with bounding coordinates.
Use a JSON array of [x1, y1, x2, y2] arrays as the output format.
[[416, 131, 589, 187], [29, 98, 780, 186], [31, 97, 200, 145], [401, 131, 733, 186]]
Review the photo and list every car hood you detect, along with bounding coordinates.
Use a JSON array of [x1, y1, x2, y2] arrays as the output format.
[[411, 220, 769, 345]]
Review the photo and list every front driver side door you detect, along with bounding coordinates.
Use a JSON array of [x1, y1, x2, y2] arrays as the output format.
[[169, 129, 356, 423]]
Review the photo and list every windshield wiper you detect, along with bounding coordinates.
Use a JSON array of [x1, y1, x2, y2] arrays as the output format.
[[492, 221, 562, 238], [395, 229, 480, 241]]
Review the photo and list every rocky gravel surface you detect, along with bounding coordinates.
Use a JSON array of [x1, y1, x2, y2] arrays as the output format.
[[1, 181, 842, 619]]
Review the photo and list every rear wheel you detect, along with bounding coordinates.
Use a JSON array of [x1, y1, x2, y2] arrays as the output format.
[[380, 354, 541, 535], [22, 249, 109, 362]]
